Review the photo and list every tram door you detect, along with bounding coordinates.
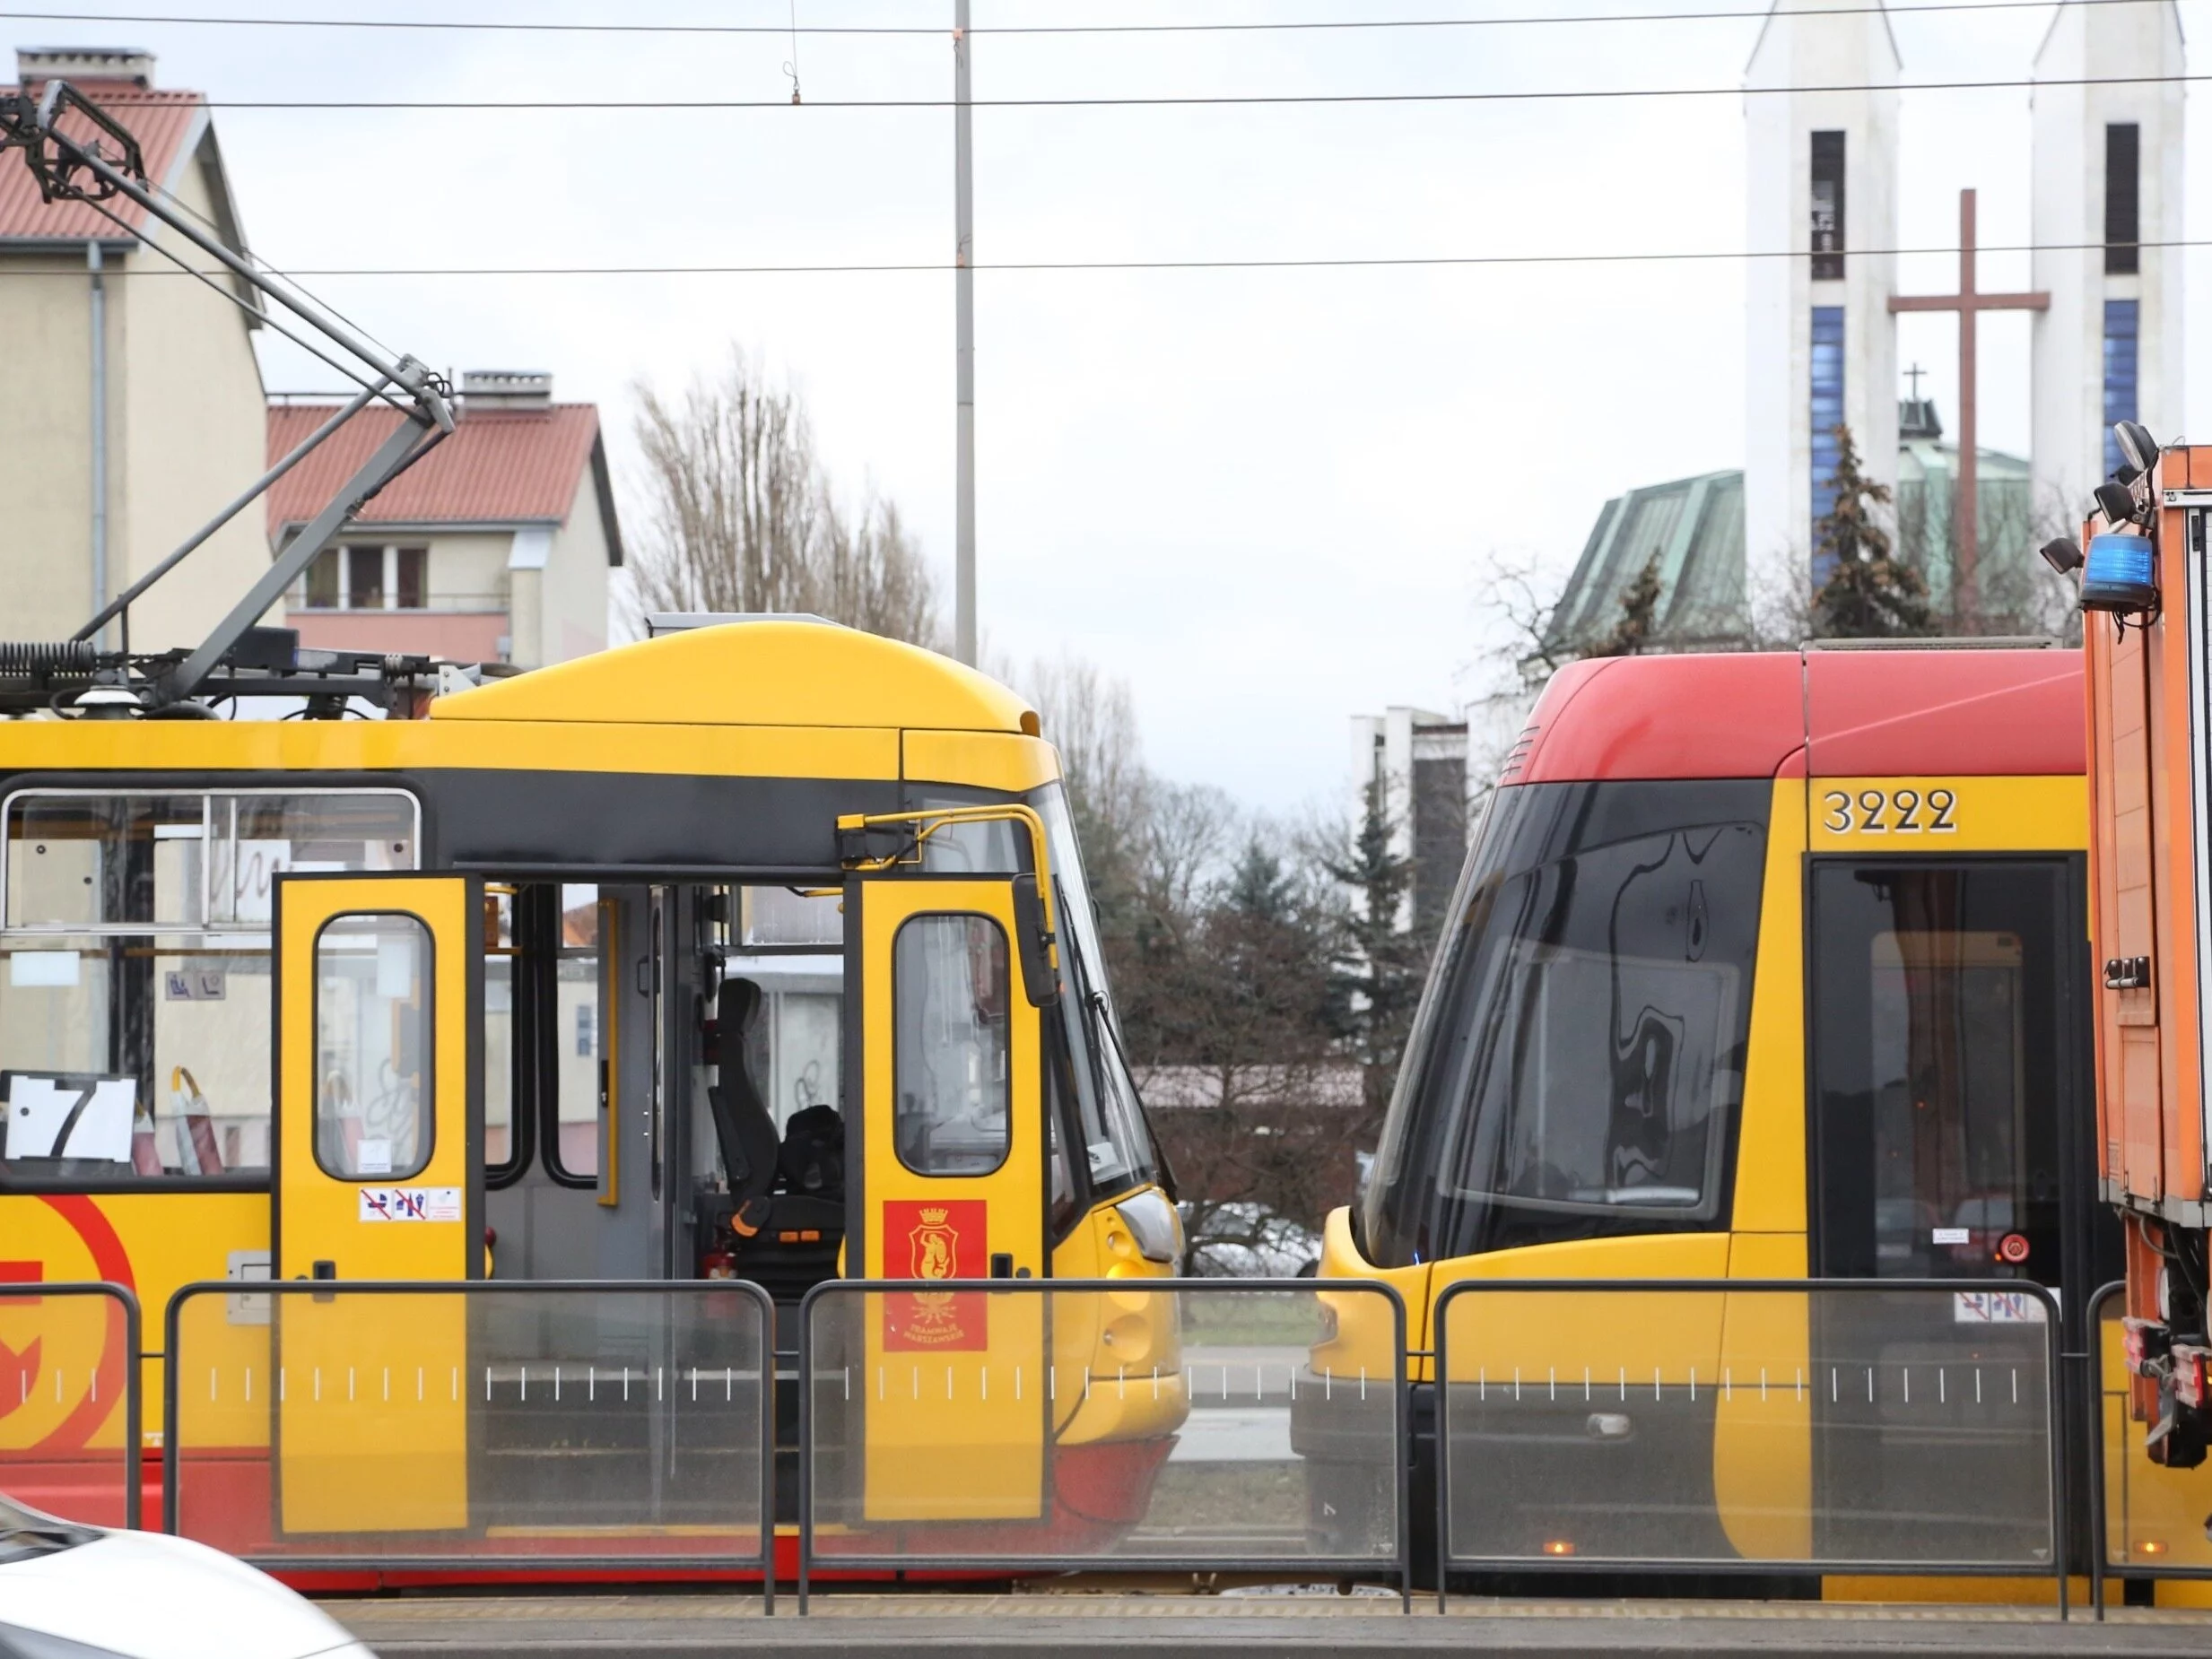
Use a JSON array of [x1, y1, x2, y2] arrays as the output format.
[[1806, 857, 2095, 1561], [847, 872, 1050, 1521], [270, 873, 481, 1533]]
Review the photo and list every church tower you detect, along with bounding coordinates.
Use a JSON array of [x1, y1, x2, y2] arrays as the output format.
[[2031, 0, 2184, 516], [1744, 0, 1901, 610]]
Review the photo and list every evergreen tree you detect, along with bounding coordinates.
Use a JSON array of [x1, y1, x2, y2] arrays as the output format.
[[1324, 780, 1427, 1119], [1583, 552, 1665, 658], [1808, 423, 1934, 639]]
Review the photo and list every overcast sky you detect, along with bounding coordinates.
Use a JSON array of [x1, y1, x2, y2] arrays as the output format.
[[30, 0, 2212, 812]]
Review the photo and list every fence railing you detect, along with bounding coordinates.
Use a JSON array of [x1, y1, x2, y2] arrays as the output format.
[[1432, 1278, 2068, 1612], [2086, 1278, 2212, 1616], [0, 1281, 142, 1531], [793, 1277, 1411, 1610], [161, 1279, 775, 1601], [19, 1272, 2212, 1620]]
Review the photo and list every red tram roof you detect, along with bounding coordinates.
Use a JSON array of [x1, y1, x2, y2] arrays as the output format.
[[1506, 648, 2083, 785]]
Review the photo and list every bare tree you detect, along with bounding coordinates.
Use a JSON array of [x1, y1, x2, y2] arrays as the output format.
[[626, 349, 942, 646]]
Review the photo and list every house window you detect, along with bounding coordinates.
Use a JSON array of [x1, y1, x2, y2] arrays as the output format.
[[298, 547, 431, 611], [346, 546, 384, 610], [1810, 130, 1846, 281], [2105, 123, 2140, 277], [1810, 306, 1846, 573], [2103, 300, 2139, 477], [396, 546, 426, 610]]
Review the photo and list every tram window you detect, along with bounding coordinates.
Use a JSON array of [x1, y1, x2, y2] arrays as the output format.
[[740, 885, 841, 948], [0, 937, 274, 1181], [211, 795, 417, 925], [1809, 864, 2067, 1281], [546, 884, 602, 1179], [314, 913, 431, 1182], [893, 914, 1012, 1177], [4, 789, 417, 931], [1032, 784, 1156, 1194], [483, 890, 517, 1168], [1361, 780, 1770, 1267], [4, 795, 205, 930]]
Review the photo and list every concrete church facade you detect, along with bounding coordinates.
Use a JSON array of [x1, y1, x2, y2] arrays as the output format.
[[1546, 0, 2184, 656]]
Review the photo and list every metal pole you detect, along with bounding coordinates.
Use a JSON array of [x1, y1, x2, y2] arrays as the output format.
[[1955, 188, 1980, 627], [954, 0, 976, 666], [88, 240, 107, 647]]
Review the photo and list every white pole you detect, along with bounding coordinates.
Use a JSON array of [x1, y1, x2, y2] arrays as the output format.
[[954, 0, 976, 666]]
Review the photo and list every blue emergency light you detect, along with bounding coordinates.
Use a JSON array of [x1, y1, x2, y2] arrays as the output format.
[[2080, 533, 2158, 614]]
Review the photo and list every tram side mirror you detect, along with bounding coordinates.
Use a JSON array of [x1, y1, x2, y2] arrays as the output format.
[[1010, 873, 1060, 1010]]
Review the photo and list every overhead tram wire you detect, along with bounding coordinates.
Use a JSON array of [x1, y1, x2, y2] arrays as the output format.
[[65, 68, 2212, 110], [4, 234, 2202, 280], [0, 0, 2180, 34]]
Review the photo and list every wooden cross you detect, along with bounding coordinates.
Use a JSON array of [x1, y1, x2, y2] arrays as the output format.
[[1886, 189, 2049, 621], [1903, 362, 1926, 402]]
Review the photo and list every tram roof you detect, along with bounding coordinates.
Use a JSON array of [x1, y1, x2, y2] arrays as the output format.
[[431, 619, 1040, 735], [1504, 647, 2084, 785]]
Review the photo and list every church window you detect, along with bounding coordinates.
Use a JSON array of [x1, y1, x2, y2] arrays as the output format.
[[2103, 300, 2139, 477], [1810, 306, 1846, 566], [2104, 124, 2140, 276], [1810, 131, 1846, 280]]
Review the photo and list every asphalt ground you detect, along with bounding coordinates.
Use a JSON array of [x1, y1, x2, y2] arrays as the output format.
[[327, 1590, 2212, 1658]]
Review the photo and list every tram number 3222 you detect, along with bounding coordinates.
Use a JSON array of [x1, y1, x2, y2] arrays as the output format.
[[1822, 786, 1961, 836]]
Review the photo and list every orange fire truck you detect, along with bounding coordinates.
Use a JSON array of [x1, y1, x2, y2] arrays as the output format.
[[2077, 424, 2212, 1469]]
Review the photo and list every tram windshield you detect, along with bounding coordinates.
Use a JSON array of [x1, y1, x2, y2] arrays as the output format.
[[1360, 779, 1770, 1266]]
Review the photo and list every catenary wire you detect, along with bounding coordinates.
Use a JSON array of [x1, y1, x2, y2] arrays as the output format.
[[0, 0, 2177, 35], [68, 71, 2212, 109], [1, 234, 2192, 278]]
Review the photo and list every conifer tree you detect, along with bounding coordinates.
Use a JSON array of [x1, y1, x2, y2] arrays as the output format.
[[1324, 780, 1427, 1120], [1808, 423, 1934, 638]]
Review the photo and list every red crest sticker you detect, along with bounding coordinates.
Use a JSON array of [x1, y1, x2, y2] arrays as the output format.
[[883, 1199, 988, 1351]]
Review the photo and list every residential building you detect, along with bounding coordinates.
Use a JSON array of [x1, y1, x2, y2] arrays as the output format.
[[1349, 707, 1469, 937], [0, 48, 266, 650], [267, 371, 622, 668]]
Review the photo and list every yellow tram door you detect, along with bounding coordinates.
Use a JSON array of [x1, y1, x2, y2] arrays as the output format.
[[845, 821, 1057, 1524], [269, 873, 480, 1535]]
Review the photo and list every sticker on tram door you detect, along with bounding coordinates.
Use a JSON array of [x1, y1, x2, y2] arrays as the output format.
[[882, 1199, 988, 1352], [358, 1186, 462, 1222], [1953, 1289, 2049, 1325]]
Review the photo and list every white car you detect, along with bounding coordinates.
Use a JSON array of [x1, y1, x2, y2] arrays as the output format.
[[0, 1495, 371, 1659]]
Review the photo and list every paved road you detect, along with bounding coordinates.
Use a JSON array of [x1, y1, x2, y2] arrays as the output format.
[[329, 1591, 2212, 1658]]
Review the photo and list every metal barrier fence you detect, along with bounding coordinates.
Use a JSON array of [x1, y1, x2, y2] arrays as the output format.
[[0, 1281, 142, 1531], [2086, 1279, 2212, 1616], [161, 1279, 774, 1600], [1432, 1279, 2068, 1612], [23, 1270, 2212, 1620], [795, 1277, 1411, 1610]]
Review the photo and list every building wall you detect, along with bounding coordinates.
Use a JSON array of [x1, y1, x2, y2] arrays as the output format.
[[1350, 707, 1469, 936], [112, 121, 270, 650], [543, 467, 612, 665], [1744, 0, 1900, 615], [2030, 0, 2186, 515], [0, 249, 106, 639]]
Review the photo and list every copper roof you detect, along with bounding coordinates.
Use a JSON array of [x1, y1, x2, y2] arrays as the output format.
[[266, 402, 608, 533], [0, 80, 205, 242]]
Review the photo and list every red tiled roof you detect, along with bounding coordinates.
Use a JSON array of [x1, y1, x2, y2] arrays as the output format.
[[0, 82, 205, 242], [266, 402, 605, 530]]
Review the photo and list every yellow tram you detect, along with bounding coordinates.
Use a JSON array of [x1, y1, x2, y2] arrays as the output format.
[[0, 618, 1182, 1577]]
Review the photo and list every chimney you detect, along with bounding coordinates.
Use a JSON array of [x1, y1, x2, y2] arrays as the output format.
[[460, 369, 553, 413], [16, 47, 156, 87]]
